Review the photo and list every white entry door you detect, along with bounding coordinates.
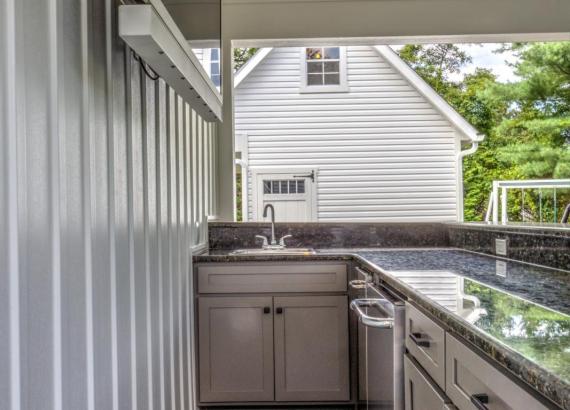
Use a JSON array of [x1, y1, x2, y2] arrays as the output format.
[[252, 169, 317, 222]]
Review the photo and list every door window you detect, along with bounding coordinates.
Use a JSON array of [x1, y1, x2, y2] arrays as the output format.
[[263, 179, 305, 195]]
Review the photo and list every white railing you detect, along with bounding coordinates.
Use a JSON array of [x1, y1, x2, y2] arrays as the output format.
[[485, 179, 570, 224]]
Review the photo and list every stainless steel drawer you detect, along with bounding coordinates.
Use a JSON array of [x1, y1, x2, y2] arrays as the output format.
[[404, 355, 455, 410], [405, 303, 446, 388], [445, 334, 549, 410], [197, 263, 348, 294]]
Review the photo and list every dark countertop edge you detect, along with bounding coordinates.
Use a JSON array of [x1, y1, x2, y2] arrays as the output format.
[[193, 250, 569, 410], [446, 222, 570, 237]]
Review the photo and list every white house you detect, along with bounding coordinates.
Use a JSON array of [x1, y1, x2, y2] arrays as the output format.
[[231, 46, 484, 222]]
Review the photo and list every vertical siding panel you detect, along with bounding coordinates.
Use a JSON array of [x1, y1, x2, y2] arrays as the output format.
[[142, 73, 156, 410], [114, 46, 133, 410], [131, 60, 150, 410], [0, 0, 21, 409], [177, 97, 187, 410], [157, 80, 169, 410], [60, 0, 89, 407], [20, 1, 56, 409], [1, 0, 219, 407], [145, 77, 161, 410], [167, 87, 177, 410], [183, 104, 194, 409], [171, 93, 181, 410], [89, 0, 114, 406]]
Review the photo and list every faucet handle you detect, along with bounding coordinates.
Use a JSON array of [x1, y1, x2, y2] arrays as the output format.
[[279, 235, 293, 247], [255, 235, 269, 248]]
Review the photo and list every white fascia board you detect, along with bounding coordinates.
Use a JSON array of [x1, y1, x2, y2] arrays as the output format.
[[119, 5, 222, 121], [234, 48, 273, 87], [374, 45, 484, 142]]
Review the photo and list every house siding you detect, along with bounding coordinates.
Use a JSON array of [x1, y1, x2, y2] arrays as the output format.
[[0, 1, 216, 409], [235, 46, 461, 222]]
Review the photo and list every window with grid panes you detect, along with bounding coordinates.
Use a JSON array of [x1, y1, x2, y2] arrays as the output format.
[[305, 47, 341, 86]]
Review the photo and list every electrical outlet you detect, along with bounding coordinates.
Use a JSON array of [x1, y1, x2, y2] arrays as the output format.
[[496, 260, 507, 277], [495, 238, 507, 256]]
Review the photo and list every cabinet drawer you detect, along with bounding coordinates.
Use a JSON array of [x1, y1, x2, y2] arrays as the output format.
[[405, 355, 455, 410], [405, 303, 446, 388], [197, 263, 347, 294], [445, 334, 549, 410]]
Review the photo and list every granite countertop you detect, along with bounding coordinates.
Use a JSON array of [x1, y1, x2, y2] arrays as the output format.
[[195, 248, 570, 409]]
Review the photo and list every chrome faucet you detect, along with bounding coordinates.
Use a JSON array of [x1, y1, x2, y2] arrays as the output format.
[[254, 204, 293, 250], [263, 204, 277, 245]]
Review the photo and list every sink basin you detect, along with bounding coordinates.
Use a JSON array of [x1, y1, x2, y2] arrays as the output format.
[[229, 248, 316, 256]]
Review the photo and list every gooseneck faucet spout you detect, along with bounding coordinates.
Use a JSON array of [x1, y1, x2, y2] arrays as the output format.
[[263, 204, 277, 245]]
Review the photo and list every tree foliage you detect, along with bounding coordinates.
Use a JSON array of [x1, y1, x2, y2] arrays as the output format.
[[398, 43, 570, 222], [233, 48, 258, 71]]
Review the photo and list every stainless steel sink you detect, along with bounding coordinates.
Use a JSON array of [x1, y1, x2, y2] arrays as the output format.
[[229, 248, 316, 256]]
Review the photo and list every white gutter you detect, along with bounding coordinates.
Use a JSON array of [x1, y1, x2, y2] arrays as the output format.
[[456, 140, 481, 222]]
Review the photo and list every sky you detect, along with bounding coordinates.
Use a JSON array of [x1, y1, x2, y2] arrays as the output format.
[[452, 43, 519, 83], [391, 43, 520, 83]]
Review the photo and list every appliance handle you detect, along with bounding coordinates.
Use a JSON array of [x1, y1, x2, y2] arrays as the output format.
[[349, 279, 369, 289], [350, 299, 394, 329], [350, 267, 372, 289]]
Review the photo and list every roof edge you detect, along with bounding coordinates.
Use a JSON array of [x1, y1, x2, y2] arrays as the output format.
[[374, 46, 484, 142], [234, 48, 273, 87]]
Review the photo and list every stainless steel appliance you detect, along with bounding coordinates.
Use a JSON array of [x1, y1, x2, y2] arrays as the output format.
[[350, 267, 405, 410]]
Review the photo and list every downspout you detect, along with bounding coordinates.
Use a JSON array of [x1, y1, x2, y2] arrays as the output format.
[[456, 139, 481, 222]]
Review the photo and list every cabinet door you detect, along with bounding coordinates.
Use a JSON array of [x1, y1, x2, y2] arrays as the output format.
[[404, 355, 453, 410], [198, 296, 274, 402], [274, 295, 350, 401]]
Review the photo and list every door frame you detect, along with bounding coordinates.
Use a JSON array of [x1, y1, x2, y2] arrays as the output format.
[[250, 167, 318, 222]]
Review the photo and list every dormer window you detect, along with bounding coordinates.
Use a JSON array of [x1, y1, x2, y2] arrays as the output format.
[[300, 47, 348, 93]]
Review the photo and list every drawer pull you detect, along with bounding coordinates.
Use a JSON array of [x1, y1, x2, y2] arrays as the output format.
[[276, 307, 283, 314], [263, 307, 271, 314], [470, 393, 490, 410], [409, 332, 430, 348]]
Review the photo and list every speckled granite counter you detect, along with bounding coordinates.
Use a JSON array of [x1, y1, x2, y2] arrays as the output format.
[[194, 248, 570, 409]]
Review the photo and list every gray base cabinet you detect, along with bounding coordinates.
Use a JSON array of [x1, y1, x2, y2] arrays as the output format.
[[198, 297, 275, 402], [196, 262, 350, 404], [274, 296, 350, 402]]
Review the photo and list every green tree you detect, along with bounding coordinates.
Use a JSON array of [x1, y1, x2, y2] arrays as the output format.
[[233, 48, 258, 71], [490, 43, 570, 180], [398, 42, 570, 222]]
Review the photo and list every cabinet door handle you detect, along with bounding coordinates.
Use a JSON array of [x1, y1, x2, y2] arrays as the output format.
[[263, 307, 271, 314], [409, 332, 430, 348], [470, 393, 489, 410], [276, 307, 283, 314]]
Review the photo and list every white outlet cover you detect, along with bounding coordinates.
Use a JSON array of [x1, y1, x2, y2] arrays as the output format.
[[495, 239, 508, 256], [496, 260, 507, 277]]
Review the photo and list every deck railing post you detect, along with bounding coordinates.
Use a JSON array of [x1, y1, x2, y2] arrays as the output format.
[[501, 186, 508, 225], [492, 181, 499, 224]]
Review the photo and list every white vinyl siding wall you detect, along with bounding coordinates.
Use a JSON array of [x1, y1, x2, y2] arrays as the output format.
[[235, 46, 461, 222], [0, 1, 217, 409]]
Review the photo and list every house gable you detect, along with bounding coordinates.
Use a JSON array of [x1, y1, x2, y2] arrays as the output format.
[[235, 46, 483, 142], [234, 46, 466, 222]]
